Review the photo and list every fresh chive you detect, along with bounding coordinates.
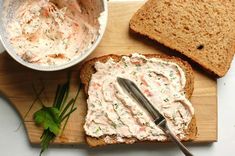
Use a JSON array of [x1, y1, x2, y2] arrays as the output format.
[[15, 84, 45, 132], [32, 83, 45, 107], [61, 80, 82, 133], [61, 107, 77, 122], [59, 99, 75, 120], [54, 84, 68, 109], [33, 73, 81, 156], [60, 73, 71, 110]]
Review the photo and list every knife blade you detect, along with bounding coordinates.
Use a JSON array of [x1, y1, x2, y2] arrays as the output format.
[[117, 77, 165, 124], [117, 77, 193, 156]]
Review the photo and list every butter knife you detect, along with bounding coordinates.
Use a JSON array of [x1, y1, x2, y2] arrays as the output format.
[[117, 77, 193, 156]]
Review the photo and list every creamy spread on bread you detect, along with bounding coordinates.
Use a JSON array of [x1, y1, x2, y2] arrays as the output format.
[[84, 54, 194, 142], [6, 0, 98, 65]]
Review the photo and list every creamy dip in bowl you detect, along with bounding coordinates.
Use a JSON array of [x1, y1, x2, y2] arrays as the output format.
[[0, 0, 107, 71]]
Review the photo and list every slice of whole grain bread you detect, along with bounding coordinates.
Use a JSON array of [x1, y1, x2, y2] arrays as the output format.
[[80, 54, 197, 147], [130, 0, 235, 77]]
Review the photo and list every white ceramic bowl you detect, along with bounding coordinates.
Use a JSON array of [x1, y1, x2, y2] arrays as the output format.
[[0, 0, 108, 71]]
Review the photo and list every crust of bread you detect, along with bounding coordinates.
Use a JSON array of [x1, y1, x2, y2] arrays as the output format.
[[80, 54, 197, 147]]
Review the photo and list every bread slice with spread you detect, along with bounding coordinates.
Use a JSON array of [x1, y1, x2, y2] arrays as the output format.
[[80, 53, 197, 147]]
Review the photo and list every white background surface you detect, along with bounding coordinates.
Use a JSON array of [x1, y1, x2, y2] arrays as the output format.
[[1, 0, 235, 156]]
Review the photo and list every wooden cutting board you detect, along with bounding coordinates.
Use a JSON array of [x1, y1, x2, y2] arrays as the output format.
[[0, 1, 217, 144]]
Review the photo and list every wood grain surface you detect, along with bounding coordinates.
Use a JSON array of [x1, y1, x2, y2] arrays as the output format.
[[0, 1, 217, 144]]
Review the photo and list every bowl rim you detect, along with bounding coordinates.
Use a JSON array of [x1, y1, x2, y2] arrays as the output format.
[[0, 0, 108, 71]]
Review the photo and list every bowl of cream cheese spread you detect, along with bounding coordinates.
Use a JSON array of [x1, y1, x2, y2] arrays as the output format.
[[0, 0, 108, 71]]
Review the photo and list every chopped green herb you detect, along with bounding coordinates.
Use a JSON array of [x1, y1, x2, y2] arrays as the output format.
[[144, 122, 150, 126], [123, 62, 128, 67], [142, 59, 147, 63], [94, 127, 101, 133], [111, 122, 117, 129], [164, 98, 169, 102], [98, 101, 102, 106], [137, 112, 143, 116], [113, 103, 118, 109], [169, 70, 174, 77]]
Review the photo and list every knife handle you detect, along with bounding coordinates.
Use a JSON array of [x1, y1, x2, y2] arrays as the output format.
[[164, 124, 194, 156]]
